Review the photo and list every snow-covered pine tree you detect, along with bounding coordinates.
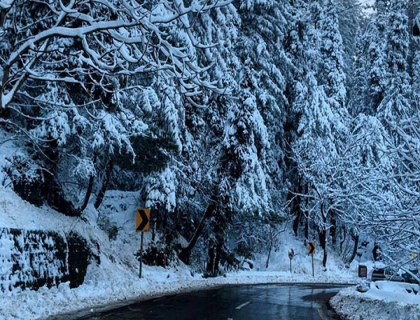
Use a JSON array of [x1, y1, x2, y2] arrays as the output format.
[[377, 0, 412, 131], [170, 3, 242, 267], [231, 0, 292, 252], [336, 0, 363, 92], [291, 0, 349, 268], [363, 0, 390, 114]]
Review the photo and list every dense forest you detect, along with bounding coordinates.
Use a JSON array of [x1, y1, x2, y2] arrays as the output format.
[[0, 0, 419, 276]]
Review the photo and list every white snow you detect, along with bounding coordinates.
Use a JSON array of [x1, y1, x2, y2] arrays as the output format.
[[359, 0, 375, 16], [331, 281, 420, 320]]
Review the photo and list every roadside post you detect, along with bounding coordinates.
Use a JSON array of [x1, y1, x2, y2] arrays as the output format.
[[136, 208, 150, 279], [288, 249, 295, 273], [358, 265, 368, 278], [308, 241, 315, 277]]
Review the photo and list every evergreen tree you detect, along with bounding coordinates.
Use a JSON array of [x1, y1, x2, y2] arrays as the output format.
[[358, 0, 390, 114], [377, 0, 412, 130], [336, 0, 362, 91], [291, 0, 349, 268]]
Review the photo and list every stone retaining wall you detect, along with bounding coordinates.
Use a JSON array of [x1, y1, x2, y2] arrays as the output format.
[[0, 228, 98, 292]]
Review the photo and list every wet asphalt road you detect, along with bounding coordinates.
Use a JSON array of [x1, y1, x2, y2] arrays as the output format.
[[76, 284, 347, 320]]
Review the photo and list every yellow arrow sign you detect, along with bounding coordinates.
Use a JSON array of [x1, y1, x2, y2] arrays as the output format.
[[136, 209, 150, 232], [308, 242, 316, 255]]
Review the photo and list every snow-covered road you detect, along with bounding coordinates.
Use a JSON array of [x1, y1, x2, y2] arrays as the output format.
[[48, 284, 349, 320]]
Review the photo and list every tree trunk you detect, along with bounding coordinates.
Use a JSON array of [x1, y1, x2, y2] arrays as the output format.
[[318, 225, 328, 268], [292, 209, 301, 237], [292, 182, 303, 236], [214, 239, 223, 276], [323, 236, 328, 268], [318, 204, 328, 268], [340, 225, 346, 253], [206, 241, 215, 275], [79, 173, 95, 213], [179, 192, 217, 265], [79, 154, 96, 213], [163, 208, 168, 230], [41, 142, 80, 217], [304, 184, 309, 246], [94, 161, 113, 209], [0, 4, 11, 29], [330, 217, 337, 248], [348, 233, 359, 265], [152, 207, 157, 242], [318, 228, 326, 250], [266, 239, 273, 269]]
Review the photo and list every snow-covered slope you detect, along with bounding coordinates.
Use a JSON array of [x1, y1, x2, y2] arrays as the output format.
[[253, 230, 354, 282]]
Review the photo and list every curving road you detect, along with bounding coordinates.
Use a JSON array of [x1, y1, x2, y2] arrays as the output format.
[[73, 284, 347, 320]]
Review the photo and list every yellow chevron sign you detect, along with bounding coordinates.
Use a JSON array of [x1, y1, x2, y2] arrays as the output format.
[[136, 209, 150, 232]]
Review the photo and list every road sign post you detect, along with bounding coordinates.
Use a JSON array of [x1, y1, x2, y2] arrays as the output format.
[[139, 232, 144, 278], [136, 208, 150, 279], [288, 249, 295, 273], [308, 241, 315, 277], [358, 265, 367, 278]]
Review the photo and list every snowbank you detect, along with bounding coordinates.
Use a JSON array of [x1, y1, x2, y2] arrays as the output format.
[[331, 281, 420, 320]]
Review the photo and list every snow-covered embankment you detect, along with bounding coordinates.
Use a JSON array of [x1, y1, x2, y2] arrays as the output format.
[[331, 281, 420, 320]]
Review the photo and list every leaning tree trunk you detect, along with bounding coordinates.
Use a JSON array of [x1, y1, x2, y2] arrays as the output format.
[[79, 155, 96, 213], [179, 192, 217, 265], [347, 233, 359, 265], [94, 160, 113, 209], [79, 173, 95, 213], [266, 234, 273, 269]]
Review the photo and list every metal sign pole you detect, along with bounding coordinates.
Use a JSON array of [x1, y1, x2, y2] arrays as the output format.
[[139, 232, 144, 278], [136, 208, 150, 279], [311, 255, 314, 277], [288, 249, 294, 274]]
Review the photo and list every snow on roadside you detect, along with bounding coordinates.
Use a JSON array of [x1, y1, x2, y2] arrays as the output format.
[[0, 187, 356, 320], [1, 268, 354, 320], [253, 229, 353, 280], [331, 282, 420, 320]]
